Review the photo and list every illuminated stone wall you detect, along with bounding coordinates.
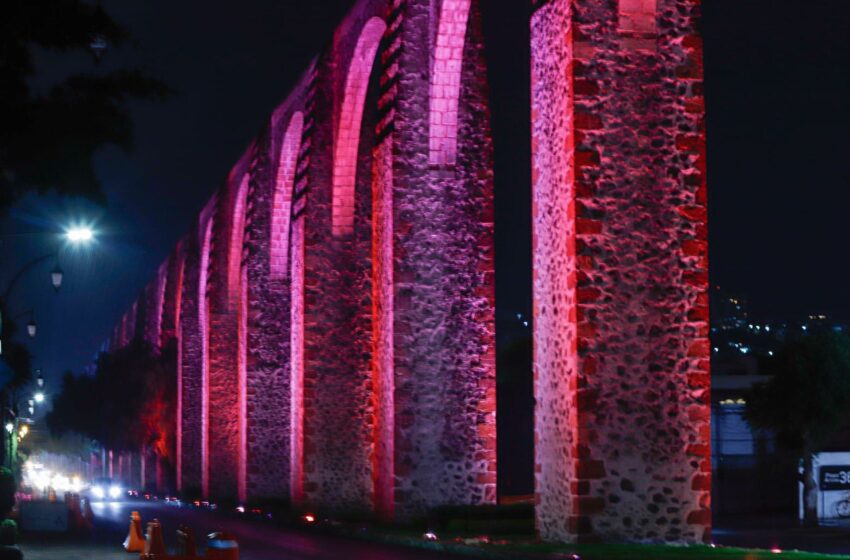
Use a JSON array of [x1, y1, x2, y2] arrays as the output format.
[[531, 0, 710, 543], [105, 0, 709, 539], [110, 0, 496, 518]]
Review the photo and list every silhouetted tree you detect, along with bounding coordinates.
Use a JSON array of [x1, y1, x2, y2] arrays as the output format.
[[746, 332, 850, 526], [1, 1, 170, 213], [47, 341, 176, 466]]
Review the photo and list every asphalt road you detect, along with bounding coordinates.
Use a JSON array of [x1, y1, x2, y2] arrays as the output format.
[[19, 499, 473, 560]]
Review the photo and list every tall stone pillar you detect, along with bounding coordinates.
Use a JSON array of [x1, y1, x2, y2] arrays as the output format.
[[178, 209, 215, 498], [531, 0, 710, 543], [387, 0, 497, 519]]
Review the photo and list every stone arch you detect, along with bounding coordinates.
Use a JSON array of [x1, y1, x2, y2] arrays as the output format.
[[228, 174, 251, 300], [229, 173, 251, 503], [331, 16, 387, 237], [199, 215, 214, 498], [429, 0, 472, 167], [271, 112, 304, 280]]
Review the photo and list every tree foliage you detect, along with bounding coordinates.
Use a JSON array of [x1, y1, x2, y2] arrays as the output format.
[[745, 332, 850, 526], [746, 332, 850, 452], [0, 305, 33, 390], [46, 340, 176, 464], [1, 0, 170, 213]]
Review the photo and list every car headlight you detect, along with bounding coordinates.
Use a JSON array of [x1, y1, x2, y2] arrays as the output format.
[[92, 486, 105, 499], [109, 485, 122, 499]]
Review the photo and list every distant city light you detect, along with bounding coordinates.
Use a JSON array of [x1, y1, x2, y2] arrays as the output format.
[[66, 226, 94, 243], [768, 351, 774, 356], [34, 392, 45, 404], [802, 325, 808, 331]]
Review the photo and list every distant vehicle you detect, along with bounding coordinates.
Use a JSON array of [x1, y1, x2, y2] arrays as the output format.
[[87, 477, 124, 501]]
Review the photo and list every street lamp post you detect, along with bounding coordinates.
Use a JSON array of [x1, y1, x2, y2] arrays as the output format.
[[0, 226, 95, 355], [0, 252, 59, 357]]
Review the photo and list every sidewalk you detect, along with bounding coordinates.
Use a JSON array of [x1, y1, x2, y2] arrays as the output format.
[[19, 541, 127, 560], [714, 514, 850, 556]]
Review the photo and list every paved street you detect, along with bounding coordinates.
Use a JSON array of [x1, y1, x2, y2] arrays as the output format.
[[18, 499, 470, 560]]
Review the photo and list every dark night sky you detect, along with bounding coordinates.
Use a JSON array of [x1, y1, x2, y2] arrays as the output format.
[[1, 0, 849, 387]]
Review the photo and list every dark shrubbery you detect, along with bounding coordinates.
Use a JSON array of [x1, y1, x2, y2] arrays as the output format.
[[0, 469, 14, 520]]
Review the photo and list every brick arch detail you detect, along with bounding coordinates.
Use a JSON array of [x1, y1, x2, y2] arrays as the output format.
[[228, 173, 252, 503], [331, 16, 387, 237], [228, 174, 251, 300], [271, 112, 304, 279], [429, 0, 471, 167]]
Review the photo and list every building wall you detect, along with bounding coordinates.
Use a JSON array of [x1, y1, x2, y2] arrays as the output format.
[[531, 0, 709, 543]]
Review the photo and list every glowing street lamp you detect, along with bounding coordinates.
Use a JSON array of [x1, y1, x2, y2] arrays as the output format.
[[66, 227, 94, 243], [33, 392, 45, 405], [26, 319, 36, 338], [4, 423, 12, 435]]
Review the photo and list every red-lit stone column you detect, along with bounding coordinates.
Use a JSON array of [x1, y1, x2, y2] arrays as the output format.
[[300, 12, 385, 514], [388, 0, 496, 519], [207, 167, 253, 501], [178, 206, 215, 498], [236, 103, 308, 502], [531, 0, 710, 543]]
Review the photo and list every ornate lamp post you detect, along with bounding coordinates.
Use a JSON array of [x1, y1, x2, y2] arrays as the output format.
[[0, 226, 95, 354]]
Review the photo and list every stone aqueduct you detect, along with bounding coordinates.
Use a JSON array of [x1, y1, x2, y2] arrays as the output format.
[[105, 0, 709, 543]]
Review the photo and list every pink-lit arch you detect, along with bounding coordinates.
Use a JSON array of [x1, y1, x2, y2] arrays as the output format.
[[228, 175, 251, 299], [290, 208, 306, 504], [270, 112, 304, 279], [173, 253, 185, 491], [332, 17, 387, 237], [429, 0, 471, 167], [231, 174, 251, 503], [199, 216, 214, 498], [150, 262, 168, 349], [238, 265, 249, 503]]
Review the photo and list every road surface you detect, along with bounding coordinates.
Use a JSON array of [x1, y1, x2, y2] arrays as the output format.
[[19, 498, 474, 560]]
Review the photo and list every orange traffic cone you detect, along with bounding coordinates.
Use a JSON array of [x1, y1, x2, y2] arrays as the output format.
[[142, 519, 167, 559], [123, 510, 146, 552], [176, 525, 197, 557]]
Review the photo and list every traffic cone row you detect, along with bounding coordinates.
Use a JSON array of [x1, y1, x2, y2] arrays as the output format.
[[142, 519, 167, 558], [125, 512, 238, 560], [124, 511, 146, 552]]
